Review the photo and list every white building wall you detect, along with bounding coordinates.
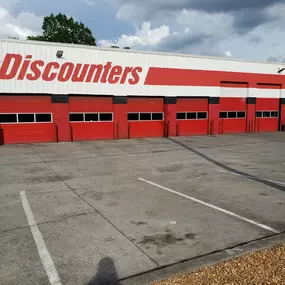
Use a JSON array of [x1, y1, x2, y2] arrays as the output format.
[[0, 39, 285, 97]]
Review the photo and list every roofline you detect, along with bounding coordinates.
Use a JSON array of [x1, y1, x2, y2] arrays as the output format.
[[0, 38, 284, 66]]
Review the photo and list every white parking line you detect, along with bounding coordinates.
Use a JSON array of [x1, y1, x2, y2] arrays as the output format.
[[20, 191, 62, 285], [139, 178, 281, 234], [218, 169, 285, 186]]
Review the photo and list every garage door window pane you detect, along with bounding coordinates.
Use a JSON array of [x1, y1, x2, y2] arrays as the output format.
[[152, 113, 163, 120], [237, 111, 246, 118], [18, 114, 35, 123], [85, 113, 99, 121], [220, 112, 227, 118], [271, 111, 278, 118], [140, 113, 151, 121], [128, 113, 139, 121], [99, 113, 113, 121], [187, 112, 196, 119], [256, 111, 262, 118], [70, 113, 84, 121], [228, 112, 237, 118], [263, 111, 270, 118], [36, 114, 52, 122], [177, 113, 186, 120], [197, 112, 207, 119], [0, 114, 17, 123]]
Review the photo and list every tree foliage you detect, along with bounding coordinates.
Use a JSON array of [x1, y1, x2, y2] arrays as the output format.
[[27, 13, 96, 46]]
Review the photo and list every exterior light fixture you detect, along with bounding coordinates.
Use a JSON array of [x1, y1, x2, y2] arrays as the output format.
[[56, 50, 64, 58]]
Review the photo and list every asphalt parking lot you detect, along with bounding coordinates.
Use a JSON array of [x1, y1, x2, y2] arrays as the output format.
[[1, 133, 285, 285]]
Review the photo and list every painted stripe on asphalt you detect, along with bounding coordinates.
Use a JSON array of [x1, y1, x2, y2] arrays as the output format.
[[20, 191, 62, 285], [139, 178, 281, 234], [218, 169, 285, 186]]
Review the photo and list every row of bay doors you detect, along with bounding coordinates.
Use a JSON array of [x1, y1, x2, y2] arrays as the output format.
[[70, 97, 280, 141], [0, 96, 281, 144]]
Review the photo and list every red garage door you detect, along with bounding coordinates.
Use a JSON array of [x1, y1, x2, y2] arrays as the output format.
[[255, 98, 279, 132], [69, 96, 114, 141], [127, 97, 164, 138], [219, 98, 247, 134], [176, 98, 208, 136], [0, 96, 56, 144]]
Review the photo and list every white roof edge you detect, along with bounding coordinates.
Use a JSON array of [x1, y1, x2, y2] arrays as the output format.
[[1, 38, 284, 66]]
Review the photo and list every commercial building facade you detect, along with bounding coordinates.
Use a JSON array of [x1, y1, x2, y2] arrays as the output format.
[[0, 39, 284, 144]]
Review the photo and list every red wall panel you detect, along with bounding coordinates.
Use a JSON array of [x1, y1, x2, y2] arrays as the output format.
[[129, 122, 164, 138], [256, 98, 279, 110], [220, 98, 246, 111], [71, 122, 114, 141], [0, 123, 56, 144], [177, 98, 208, 112], [281, 103, 285, 132], [209, 103, 220, 135], [164, 104, 177, 137], [178, 120, 208, 136], [69, 96, 113, 112], [246, 104, 256, 133], [128, 97, 163, 112], [220, 119, 246, 134], [52, 103, 70, 142], [0, 96, 52, 113], [113, 104, 128, 139], [145, 67, 285, 87]]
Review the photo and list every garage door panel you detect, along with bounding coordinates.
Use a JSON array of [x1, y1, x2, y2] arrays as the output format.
[[128, 98, 163, 112], [176, 98, 208, 136], [220, 119, 246, 134], [0, 96, 52, 113], [177, 98, 208, 112], [71, 122, 114, 141], [256, 98, 279, 110], [178, 120, 208, 136], [1, 123, 56, 144], [256, 119, 278, 132], [220, 98, 246, 111], [129, 122, 164, 138], [69, 96, 114, 141], [255, 98, 279, 132], [69, 96, 113, 112]]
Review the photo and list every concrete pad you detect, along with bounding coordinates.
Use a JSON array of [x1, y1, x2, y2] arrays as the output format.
[[26, 190, 95, 224], [31, 142, 99, 162], [141, 164, 285, 231], [0, 196, 27, 232], [75, 178, 269, 266], [1, 133, 284, 285], [0, 181, 70, 197], [0, 228, 49, 285], [0, 162, 60, 187], [39, 213, 156, 285]]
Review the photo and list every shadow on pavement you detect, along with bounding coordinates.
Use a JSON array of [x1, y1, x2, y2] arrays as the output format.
[[87, 257, 120, 285]]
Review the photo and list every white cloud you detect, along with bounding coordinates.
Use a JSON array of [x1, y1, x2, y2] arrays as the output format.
[[0, 6, 43, 40], [225, 51, 232, 57], [99, 22, 170, 48], [100, 0, 285, 61]]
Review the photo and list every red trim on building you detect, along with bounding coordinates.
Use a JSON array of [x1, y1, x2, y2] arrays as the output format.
[[144, 67, 285, 87]]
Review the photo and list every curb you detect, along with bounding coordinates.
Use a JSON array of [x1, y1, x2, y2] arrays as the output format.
[[120, 232, 285, 285]]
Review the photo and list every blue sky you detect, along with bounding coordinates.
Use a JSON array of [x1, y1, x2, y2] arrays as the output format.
[[0, 0, 285, 62]]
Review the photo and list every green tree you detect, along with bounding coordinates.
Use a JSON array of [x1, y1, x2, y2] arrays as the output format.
[[27, 13, 96, 46]]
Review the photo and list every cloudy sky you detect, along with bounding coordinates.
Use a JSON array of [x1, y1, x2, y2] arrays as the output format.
[[0, 0, 285, 61]]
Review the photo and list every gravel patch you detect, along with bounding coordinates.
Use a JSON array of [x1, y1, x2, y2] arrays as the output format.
[[153, 243, 285, 285]]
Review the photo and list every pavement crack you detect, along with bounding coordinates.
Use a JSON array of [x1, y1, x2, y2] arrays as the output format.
[[168, 138, 285, 193]]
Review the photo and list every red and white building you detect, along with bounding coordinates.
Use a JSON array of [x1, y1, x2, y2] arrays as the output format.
[[0, 39, 284, 144]]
